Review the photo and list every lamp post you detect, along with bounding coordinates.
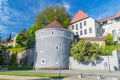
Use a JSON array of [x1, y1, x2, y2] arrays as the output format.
[[107, 45, 111, 72], [56, 45, 60, 77]]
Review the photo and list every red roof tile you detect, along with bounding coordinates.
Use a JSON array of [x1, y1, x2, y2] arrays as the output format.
[[98, 11, 120, 23], [45, 20, 65, 28], [71, 10, 89, 24]]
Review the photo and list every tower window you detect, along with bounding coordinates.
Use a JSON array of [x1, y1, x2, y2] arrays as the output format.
[[41, 31, 44, 36], [56, 45, 59, 50], [41, 59, 45, 64], [51, 30, 55, 35], [63, 32, 66, 37]]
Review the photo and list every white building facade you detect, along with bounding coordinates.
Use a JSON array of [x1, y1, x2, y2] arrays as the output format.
[[69, 10, 120, 44], [98, 11, 120, 44], [69, 10, 101, 38]]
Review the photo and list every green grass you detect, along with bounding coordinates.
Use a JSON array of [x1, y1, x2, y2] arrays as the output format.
[[0, 72, 67, 78], [7, 47, 26, 53], [8, 66, 33, 70], [0, 79, 9, 80], [102, 45, 120, 55]]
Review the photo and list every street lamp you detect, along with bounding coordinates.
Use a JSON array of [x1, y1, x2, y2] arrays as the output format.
[[106, 45, 111, 72]]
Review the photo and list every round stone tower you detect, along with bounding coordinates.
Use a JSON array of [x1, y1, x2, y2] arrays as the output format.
[[34, 20, 74, 69]]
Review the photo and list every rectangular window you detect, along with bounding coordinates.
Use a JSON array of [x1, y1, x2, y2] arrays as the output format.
[[51, 30, 55, 36], [89, 28, 92, 33], [97, 28, 99, 33], [56, 45, 59, 50], [76, 32, 78, 35], [80, 23, 82, 29], [41, 59, 45, 64], [80, 30, 83, 35], [71, 34, 73, 39], [112, 30, 116, 37], [84, 29, 87, 34], [102, 28, 105, 34], [72, 25, 74, 30], [63, 32, 66, 37], [76, 24, 78, 30], [41, 31, 44, 36], [84, 21, 86, 26]]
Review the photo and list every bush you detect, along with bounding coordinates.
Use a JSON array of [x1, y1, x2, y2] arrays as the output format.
[[7, 45, 13, 49], [8, 66, 33, 70], [8, 47, 26, 53]]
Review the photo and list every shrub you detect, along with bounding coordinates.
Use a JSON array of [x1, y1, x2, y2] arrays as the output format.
[[8, 66, 33, 70]]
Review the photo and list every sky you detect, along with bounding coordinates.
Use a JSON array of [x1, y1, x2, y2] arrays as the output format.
[[0, 0, 120, 39]]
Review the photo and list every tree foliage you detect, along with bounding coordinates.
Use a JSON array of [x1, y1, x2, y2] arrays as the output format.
[[105, 34, 114, 45], [16, 34, 26, 47], [35, 5, 71, 29], [0, 50, 5, 65], [71, 40, 102, 63], [9, 52, 17, 66]]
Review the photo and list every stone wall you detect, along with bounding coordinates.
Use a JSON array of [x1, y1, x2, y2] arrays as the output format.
[[17, 48, 34, 66], [69, 50, 120, 71]]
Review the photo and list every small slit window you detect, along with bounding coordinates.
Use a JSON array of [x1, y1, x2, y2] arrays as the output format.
[[41, 31, 44, 36], [51, 30, 55, 36], [41, 59, 45, 64], [71, 34, 73, 39], [56, 45, 59, 50], [63, 32, 66, 37]]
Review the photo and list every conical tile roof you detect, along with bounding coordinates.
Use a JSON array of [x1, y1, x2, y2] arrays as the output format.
[[45, 20, 65, 28]]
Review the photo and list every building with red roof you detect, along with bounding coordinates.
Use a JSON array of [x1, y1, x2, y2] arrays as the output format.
[[69, 10, 101, 38], [69, 10, 120, 44]]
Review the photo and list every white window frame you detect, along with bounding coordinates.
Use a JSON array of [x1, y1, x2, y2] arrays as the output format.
[[41, 59, 45, 65]]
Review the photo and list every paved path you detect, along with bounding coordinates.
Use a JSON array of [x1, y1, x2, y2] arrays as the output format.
[[1, 70, 120, 80]]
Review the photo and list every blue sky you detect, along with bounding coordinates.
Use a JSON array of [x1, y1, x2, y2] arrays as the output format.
[[0, 0, 120, 39]]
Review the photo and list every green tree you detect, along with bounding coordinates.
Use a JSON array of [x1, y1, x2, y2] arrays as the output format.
[[8, 33, 12, 42], [71, 40, 102, 63], [0, 50, 5, 65], [9, 53, 17, 66], [35, 5, 71, 29], [16, 34, 26, 47], [105, 34, 114, 45]]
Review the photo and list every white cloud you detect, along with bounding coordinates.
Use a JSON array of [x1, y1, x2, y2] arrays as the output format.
[[0, 25, 8, 33], [62, 1, 70, 11]]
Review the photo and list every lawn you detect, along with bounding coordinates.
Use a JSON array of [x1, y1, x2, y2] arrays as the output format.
[[0, 72, 67, 78], [101, 45, 120, 55], [7, 47, 26, 53]]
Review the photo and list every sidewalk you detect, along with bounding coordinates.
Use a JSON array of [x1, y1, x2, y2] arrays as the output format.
[[0, 75, 42, 80]]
